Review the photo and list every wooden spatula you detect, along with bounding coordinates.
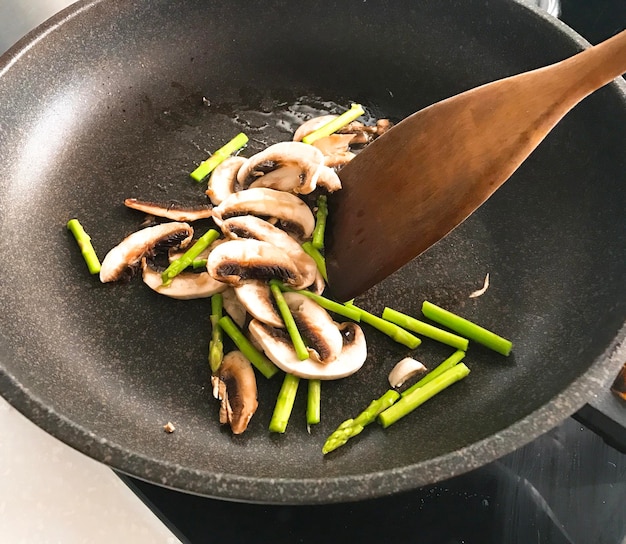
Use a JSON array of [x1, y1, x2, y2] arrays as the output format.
[[326, 29, 626, 301]]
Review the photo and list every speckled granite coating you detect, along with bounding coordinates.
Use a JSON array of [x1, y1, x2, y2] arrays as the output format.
[[0, 0, 624, 504]]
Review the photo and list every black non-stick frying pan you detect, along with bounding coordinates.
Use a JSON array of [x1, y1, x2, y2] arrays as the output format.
[[0, 0, 624, 504]]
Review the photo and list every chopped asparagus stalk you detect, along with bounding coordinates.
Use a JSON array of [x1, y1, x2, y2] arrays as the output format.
[[192, 258, 208, 269], [301, 241, 327, 281], [311, 194, 328, 250], [322, 389, 400, 454], [422, 301, 513, 356], [190, 132, 248, 182], [378, 363, 471, 428], [67, 219, 101, 274], [302, 103, 365, 144], [218, 315, 278, 379], [347, 304, 421, 349], [382, 307, 469, 351], [401, 350, 466, 397], [307, 379, 322, 426], [161, 229, 220, 286], [209, 293, 224, 374], [269, 280, 309, 361], [276, 284, 361, 322], [269, 373, 300, 433]]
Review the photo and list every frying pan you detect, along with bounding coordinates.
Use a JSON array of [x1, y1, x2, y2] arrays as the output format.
[[0, 0, 624, 504]]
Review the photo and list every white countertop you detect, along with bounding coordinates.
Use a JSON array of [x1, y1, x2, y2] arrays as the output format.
[[0, 1, 181, 541], [0, 397, 181, 543]]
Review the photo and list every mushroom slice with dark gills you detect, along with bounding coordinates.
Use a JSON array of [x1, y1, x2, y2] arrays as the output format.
[[124, 198, 213, 221], [212, 187, 315, 240], [205, 156, 247, 205], [211, 350, 258, 434], [221, 215, 317, 289], [283, 292, 343, 364], [236, 142, 326, 195], [141, 259, 227, 300], [99, 222, 193, 283], [248, 319, 367, 380], [234, 280, 283, 328], [207, 239, 305, 288]]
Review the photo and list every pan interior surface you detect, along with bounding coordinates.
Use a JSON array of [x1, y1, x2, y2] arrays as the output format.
[[0, 0, 624, 503]]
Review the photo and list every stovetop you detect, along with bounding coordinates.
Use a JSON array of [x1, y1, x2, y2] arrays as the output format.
[[118, 2, 626, 543]]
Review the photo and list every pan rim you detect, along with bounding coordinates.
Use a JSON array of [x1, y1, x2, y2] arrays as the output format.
[[0, 0, 625, 504]]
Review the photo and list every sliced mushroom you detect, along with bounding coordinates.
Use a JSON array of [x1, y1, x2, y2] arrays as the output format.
[[124, 198, 213, 221], [234, 280, 283, 328], [248, 319, 367, 380], [236, 142, 325, 195], [316, 165, 343, 192], [283, 292, 343, 364], [313, 134, 357, 169], [205, 156, 247, 205], [293, 114, 338, 142], [141, 259, 227, 300], [337, 119, 393, 144], [388, 357, 427, 389], [212, 187, 315, 240], [309, 269, 326, 295], [99, 222, 193, 283], [221, 215, 317, 288], [221, 287, 248, 327], [211, 350, 258, 434], [206, 239, 304, 287]]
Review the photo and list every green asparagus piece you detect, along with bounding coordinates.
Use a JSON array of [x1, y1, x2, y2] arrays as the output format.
[[192, 258, 208, 269], [347, 304, 421, 349], [161, 229, 220, 286], [422, 301, 513, 356], [311, 194, 328, 250], [307, 379, 322, 426], [401, 350, 466, 397], [378, 363, 471, 428], [218, 315, 279, 379], [190, 132, 248, 181], [277, 284, 361, 322], [67, 219, 101, 274], [322, 389, 400, 454], [382, 307, 469, 351], [302, 103, 365, 144], [209, 294, 224, 374], [269, 373, 300, 433], [301, 241, 327, 281], [269, 280, 309, 361]]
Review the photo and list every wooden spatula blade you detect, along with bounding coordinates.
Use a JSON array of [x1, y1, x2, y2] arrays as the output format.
[[325, 29, 626, 301]]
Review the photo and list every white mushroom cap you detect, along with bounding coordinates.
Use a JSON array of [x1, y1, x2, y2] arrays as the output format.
[[206, 239, 305, 288], [248, 319, 367, 380], [221, 215, 317, 289], [292, 115, 338, 142], [141, 260, 227, 300], [99, 222, 193, 283], [237, 141, 325, 195], [388, 357, 427, 389], [221, 287, 248, 328], [205, 156, 247, 205], [283, 292, 343, 364], [212, 187, 315, 240], [234, 280, 283, 328]]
